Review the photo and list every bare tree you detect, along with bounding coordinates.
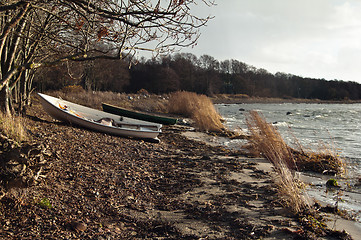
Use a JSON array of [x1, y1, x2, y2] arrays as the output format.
[[0, 0, 214, 114]]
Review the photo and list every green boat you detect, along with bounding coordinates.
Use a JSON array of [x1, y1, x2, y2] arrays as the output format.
[[102, 103, 178, 125]]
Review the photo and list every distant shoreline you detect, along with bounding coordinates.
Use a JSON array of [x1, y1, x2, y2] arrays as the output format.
[[211, 94, 361, 104]]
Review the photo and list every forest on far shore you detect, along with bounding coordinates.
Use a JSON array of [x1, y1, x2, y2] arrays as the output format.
[[34, 52, 361, 100]]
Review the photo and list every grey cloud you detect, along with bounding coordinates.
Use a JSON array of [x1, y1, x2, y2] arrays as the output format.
[[183, 0, 361, 82]]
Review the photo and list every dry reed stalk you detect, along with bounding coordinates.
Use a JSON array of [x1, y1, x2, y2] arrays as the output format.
[[246, 111, 309, 213], [246, 111, 296, 170], [168, 91, 224, 132], [0, 112, 29, 143], [275, 163, 309, 213]]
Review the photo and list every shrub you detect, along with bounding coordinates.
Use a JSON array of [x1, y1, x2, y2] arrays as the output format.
[[167, 91, 224, 132]]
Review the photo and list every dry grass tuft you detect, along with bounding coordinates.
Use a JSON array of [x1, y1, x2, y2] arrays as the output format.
[[246, 111, 309, 213], [0, 112, 30, 143], [167, 91, 225, 132], [246, 111, 296, 170], [290, 136, 344, 174], [291, 148, 344, 175]]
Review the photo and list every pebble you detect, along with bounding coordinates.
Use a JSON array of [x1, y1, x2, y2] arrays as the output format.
[[72, 221, 87, 232]]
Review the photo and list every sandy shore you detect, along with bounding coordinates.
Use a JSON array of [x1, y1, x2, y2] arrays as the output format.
[[0, 95, 357, 239], [187, 130, 361, 239]]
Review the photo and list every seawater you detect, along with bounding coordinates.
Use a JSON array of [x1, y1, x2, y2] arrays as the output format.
[[216, 103, 361, 221]]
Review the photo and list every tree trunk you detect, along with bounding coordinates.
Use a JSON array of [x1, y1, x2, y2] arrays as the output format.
[[0, 83, 11, 115]]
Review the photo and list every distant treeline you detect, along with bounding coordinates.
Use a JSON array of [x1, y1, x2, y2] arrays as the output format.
[[34, 53, 361, 100]]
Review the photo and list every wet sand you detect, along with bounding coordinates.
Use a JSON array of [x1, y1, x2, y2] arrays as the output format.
[[184, 130, 361, 239]]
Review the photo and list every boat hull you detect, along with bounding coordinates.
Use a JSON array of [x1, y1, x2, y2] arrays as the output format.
[[102, 103, 178, 125], [38, 93, 162, 140]]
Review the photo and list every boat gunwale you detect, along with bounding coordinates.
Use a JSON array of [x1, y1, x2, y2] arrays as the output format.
[[102, 102, 178, 125]]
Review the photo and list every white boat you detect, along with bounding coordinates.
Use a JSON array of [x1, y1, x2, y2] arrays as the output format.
[[37, 93, 162, 141]]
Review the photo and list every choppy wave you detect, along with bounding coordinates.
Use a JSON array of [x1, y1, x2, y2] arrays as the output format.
[[217, 103, 361, 162], [216, 103, 361, 221]]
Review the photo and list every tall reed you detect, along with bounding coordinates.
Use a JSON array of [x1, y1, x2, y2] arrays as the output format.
[[246, 111, 309, 213], [167, 91, 225, 132], [0, 112, 29, 143]]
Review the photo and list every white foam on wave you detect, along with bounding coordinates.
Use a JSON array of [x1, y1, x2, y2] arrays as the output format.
[[272, 121, 289, 127]]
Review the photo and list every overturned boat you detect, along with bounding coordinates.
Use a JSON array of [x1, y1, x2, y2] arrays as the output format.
[[37, 93, 162, 141], [102, 102, 178, 125]]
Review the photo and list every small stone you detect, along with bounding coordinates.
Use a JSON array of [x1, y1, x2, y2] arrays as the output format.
[[72, 221, 87, 232]]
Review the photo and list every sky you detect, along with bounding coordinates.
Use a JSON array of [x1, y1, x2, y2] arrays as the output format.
[[182, 0, 361, 83]]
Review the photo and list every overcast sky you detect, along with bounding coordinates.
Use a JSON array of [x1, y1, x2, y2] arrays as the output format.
[[182, 0, 361, 83]]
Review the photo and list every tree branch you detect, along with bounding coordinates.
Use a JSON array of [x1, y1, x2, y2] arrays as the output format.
[[0, 1, 29, 12]]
